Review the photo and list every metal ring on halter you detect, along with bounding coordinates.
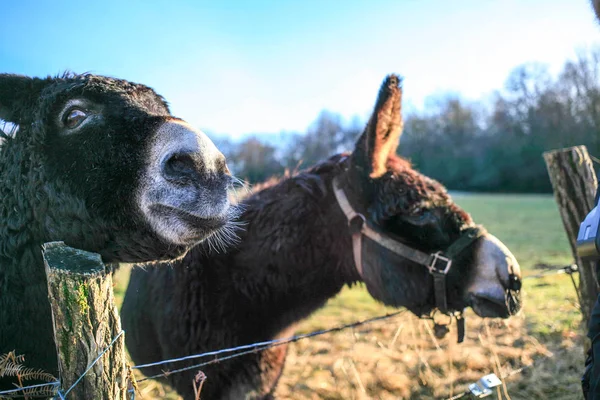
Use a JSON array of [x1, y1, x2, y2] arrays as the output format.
[[431, 309, 453, 326]]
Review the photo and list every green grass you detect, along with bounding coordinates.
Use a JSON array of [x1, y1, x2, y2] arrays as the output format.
[[524, 275, 580, 338], [453, 193, 573, 269], [452, 193, 581, 339]]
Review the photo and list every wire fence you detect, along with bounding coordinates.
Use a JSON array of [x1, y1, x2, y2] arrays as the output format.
[[59, 331, 125, 399], [443, 264, 579, 399], [127, 263, 585, 399], [134, 309, 407, 383], [0, 332, 124, 399], [0, 263, 580, 400], [522, 264, 578, 280], [0, 381, 60, 397]]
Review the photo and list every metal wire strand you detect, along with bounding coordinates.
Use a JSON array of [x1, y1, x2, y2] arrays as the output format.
[[134, 309, 406, 382], [0, 381, 60, 396], [133, 265, 581, 384], [59, 330, 125, 398], [0, 331, 124, 399]]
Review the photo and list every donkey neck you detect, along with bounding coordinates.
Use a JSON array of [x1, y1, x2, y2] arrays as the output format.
[[0, 145, 59, 376], [191, 167, 362, 337], [0, 142, 42, 262]]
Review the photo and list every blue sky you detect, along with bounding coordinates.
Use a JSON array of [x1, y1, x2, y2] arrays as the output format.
[[1, 0, 599, 138]]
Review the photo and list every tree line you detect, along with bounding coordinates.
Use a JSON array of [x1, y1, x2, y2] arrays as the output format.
[[214, 47, 600, 193]]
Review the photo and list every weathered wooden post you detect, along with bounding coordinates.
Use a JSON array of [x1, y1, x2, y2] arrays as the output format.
[[43, 241, 127, 400], [544, 145, 599, 330]]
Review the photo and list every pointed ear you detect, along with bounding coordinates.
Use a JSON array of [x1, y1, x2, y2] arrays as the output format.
[[353, 74, 403, 178], [0, 74, 46, 123], [593, 0, 600, 23]]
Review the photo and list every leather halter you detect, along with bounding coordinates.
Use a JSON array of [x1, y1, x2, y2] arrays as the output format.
[[332, 176, 486, 315]]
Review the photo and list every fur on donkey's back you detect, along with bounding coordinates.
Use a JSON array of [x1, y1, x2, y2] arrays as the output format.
[[122, 74, 522, 400], [0, 72, 235, 392]]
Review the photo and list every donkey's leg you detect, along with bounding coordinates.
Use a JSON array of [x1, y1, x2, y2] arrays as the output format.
[[221, 344, 290, 400], [257, 344, 290, 398]]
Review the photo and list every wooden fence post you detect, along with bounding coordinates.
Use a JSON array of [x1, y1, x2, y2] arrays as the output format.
[[543, 145, 599, 331], [43, 241, 127, 400]]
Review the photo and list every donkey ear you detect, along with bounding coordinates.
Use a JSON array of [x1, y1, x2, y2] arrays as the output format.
[[353, 74, 403, 178], [0, 74, 46, 123], [593, 0, 600, 23]]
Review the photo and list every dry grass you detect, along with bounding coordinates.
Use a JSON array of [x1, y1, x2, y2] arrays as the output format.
[[112, 193, 585, 400], [274, 283, 581, 400]]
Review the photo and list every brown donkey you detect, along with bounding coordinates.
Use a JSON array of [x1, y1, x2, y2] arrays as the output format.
[[121, 75, 522, 400]]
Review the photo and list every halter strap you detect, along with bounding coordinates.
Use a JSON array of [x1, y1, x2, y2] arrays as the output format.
[[332, 176, 486, 315]]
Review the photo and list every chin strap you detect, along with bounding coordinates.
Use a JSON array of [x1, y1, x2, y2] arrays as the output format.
[[332, 177, 486, 343]]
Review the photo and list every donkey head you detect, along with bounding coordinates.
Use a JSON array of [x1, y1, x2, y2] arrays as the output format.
[[338, 75, 521, 318], [0, 73, 234, 262]]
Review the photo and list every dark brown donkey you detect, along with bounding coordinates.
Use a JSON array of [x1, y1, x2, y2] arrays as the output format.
[[0, 73, 235, 394], [121, 75, 522, 400]]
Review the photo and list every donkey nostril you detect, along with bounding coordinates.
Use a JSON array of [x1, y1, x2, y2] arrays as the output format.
[[508, 273, 521, 292], [162, 152, 198, 182]]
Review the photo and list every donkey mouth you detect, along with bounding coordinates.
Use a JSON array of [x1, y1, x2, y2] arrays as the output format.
[[151, 204, 230, 231], [145, 203, 232, 246], [468, 291, 520, 319]]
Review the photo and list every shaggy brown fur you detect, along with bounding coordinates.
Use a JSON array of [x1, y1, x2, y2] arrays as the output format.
[[121, 75, 517, 399]]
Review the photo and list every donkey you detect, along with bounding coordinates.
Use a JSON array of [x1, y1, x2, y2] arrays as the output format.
[[122, 75, 522, 400], [0, 73, 236, 392]]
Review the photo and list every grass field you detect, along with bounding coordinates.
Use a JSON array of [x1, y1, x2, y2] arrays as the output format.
[[113, 193, 584, 400]]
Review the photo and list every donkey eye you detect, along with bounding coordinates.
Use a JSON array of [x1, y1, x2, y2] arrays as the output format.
[[412, 208, 424, 217], [63, 108, 88, 129], [403, 210, 435, 226], [414, 211, 428, 220]]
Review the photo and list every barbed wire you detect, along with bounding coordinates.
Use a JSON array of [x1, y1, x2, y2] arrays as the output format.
[[443, 264, 578, 400], [58, 330, 124, 399], [131, 263, 580, 394], [0, 331, 124, 399], [134, 309, 407, 383], [132, 264, 577, 371], [524, 264, 584, 319], [522, 264, 578, 280], [0, 380, 60, 397]]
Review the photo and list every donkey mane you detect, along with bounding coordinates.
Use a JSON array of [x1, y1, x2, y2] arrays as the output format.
[[246, 152, 471, 230], [242, 154, 348, 200]]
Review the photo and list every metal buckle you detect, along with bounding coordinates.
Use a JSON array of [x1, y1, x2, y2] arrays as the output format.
[[428, 252, 452, 275]]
